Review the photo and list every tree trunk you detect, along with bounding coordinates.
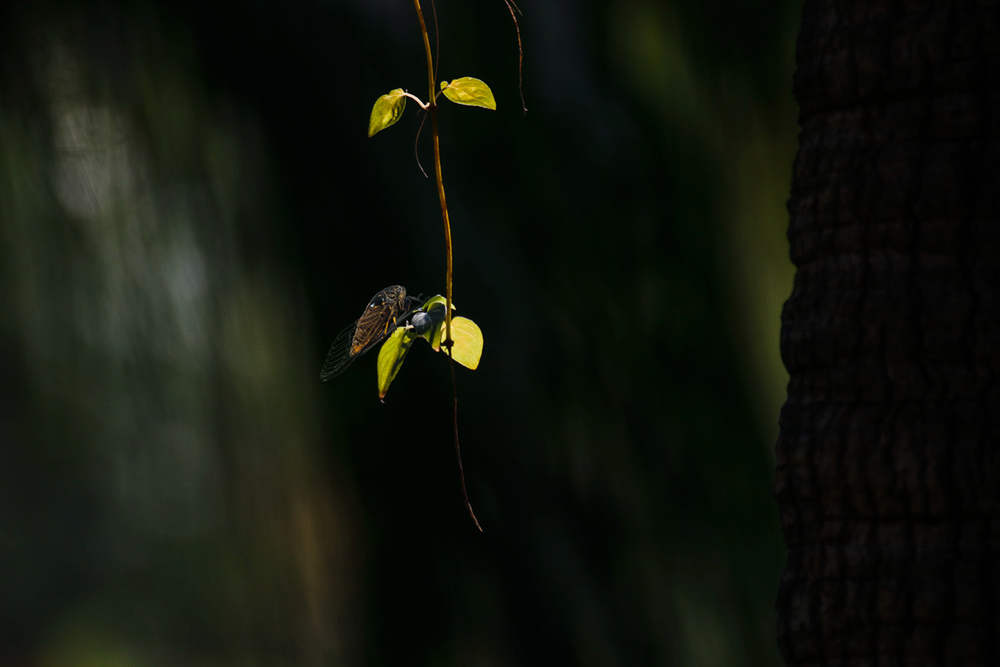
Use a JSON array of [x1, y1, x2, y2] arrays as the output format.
[[775, 1, 1000, 664]]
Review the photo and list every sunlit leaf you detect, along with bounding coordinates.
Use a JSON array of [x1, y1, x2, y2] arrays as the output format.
[[430, 316, 443, 350], [421, 298, 450, 349], [446, 317, 483, 370], [420, 295, 449, 314], [376, 327, 415, 399], [440, 77, 496, 110], [368, 89, 407, 137]]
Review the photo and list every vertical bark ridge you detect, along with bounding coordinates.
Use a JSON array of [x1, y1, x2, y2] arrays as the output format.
[[776, 0, 1000, 664]]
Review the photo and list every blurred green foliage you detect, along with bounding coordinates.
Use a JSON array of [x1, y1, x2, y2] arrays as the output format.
[[0, 0, 800, 664]]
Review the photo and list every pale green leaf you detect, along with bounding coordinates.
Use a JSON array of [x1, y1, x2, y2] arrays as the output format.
[[424, 301, 449, 350], [421, 295, 449, 313], [368, 89, 407, 137], [447, 317, 483, 370], [376, 327, 414, 399], [440, 77, 496, 110], [430, 316, 443, 350], [421, 301, 448, 347]]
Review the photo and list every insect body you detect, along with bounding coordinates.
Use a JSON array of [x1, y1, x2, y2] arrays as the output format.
[[320, 285, 415, 381]]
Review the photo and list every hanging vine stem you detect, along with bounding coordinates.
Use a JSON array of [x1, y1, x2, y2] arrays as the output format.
[[413, 0, 482, 532]]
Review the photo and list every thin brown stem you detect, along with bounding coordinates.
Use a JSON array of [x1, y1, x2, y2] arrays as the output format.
[[450, 355, 482, 531], [414, 0, 435, 104], [502, 0, 527, 113], [414, 0, 480, 531], [413, 112, 429, 178], [430, 0, 440, 85], [430, 109, 453, 348], [413, 0, 452, 348]]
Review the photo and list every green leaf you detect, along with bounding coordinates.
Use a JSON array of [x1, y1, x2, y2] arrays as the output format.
[[440, 77, 496, 110], [423, 299, 452, 351], [369, 89, 407, 137], [430, 316, 444, 350], [376, 327, 415, 399], [446, 317, 483, 370], [421, 295, 449, 313], [420, 299, 449, 348]]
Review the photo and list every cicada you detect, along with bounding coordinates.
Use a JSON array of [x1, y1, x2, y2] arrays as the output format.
[[320, 285, 421, 381]]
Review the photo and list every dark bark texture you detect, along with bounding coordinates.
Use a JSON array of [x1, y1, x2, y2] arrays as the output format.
[[776, 1, 1000, 664]]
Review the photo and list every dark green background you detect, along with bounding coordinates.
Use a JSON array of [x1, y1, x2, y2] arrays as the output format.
[[0, 0, 800, 664]]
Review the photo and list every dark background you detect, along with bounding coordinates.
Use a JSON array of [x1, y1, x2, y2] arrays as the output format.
[[0, 0, 801, 664]]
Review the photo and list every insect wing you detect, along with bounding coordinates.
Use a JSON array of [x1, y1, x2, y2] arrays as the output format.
[[320, 320, 359, 381], [350, 286, 406, 357], [320, 285, 409, 382]]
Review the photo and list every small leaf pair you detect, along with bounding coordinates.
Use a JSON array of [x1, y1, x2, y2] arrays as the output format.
[[368, 77, 496, 138]]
